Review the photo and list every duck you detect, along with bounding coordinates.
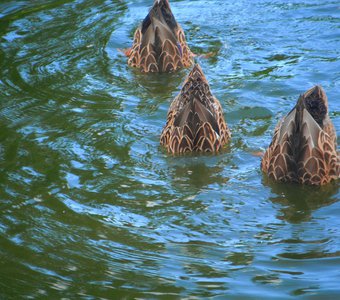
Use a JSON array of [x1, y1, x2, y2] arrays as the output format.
[[160, 64, 231, 153], [261, 85, 339, 185], [126, 0, 194, 73]]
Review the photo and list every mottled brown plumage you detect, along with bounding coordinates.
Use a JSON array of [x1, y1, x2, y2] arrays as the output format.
[[261, 86, 339, 185], [127, 0, 193, 73], [160, 64, 230, 154]]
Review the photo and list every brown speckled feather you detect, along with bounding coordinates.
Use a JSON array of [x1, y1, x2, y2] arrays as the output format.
[[262, 86, 339, 185], [127, 0, 193, 73], [160, 64, 231, 154]]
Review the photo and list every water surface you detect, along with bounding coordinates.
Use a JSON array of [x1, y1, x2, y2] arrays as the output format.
[[0, 0, 339, 298]]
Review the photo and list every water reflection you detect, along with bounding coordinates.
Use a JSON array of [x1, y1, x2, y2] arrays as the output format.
[[132, 71, 186, 115], [226, 251, 254, 267], [169, 158, 230, 191], [265, 179, 339, 223]]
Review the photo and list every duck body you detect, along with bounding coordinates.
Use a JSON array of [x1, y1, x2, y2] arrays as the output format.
[[261, 86, 339, 185], [160, 64, 230, 154], [127, 0, 193, 73]]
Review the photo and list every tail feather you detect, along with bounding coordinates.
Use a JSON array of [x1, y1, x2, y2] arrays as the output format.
[[128, 0, 193, 72], [297, 108, 338, 184], [262, 85, 339, 185], [128, 0, 188, 73], [160, 64, 230, 153]]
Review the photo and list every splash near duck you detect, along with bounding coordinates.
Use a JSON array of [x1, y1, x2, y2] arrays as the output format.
[[160, 64, 231, 153], [261, 86, 339, 185], [127, 0, 194, 73]]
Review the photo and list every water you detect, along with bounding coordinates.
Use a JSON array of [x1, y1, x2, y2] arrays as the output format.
[[0, 0, 339, 298]]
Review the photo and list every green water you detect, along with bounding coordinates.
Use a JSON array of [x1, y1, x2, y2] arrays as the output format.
[[0, 0, 339, 298]]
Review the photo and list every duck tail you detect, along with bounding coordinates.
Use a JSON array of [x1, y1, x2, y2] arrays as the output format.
[[295, 86, 338, 185], [173, 64, 220, 152]]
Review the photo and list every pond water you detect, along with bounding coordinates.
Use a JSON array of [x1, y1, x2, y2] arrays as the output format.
[[0, 0, 339, 298]]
